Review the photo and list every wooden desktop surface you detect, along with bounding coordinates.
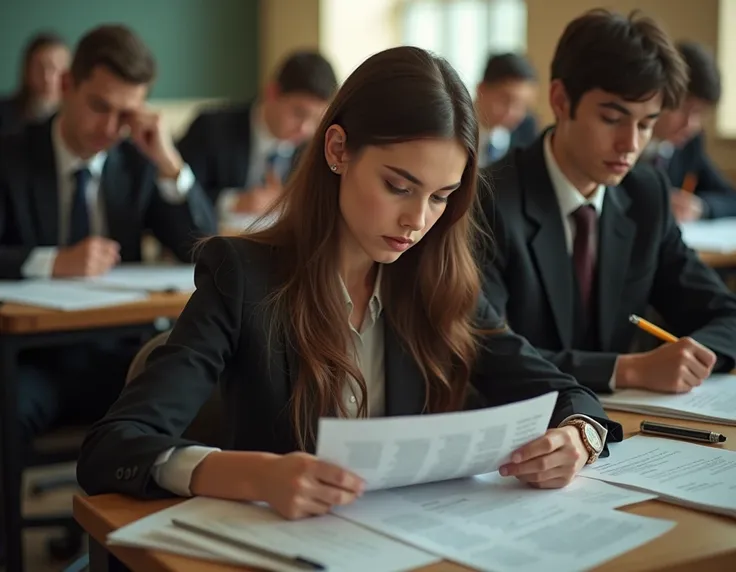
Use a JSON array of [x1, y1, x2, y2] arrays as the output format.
[[74, 411, 736, 572], [0, 292, 191, 334]]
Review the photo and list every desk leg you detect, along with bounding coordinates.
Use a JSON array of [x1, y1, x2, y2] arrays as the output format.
[[0, 338, 23, 572], [89, 537, 129, 572]]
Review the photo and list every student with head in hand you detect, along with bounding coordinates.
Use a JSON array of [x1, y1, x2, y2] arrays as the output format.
[[0, 22, 216, 535], [0, 32, 70, 135], [78, 46, 621, 519], [0, 25, 216, 281], [643, 41, 736, 221], [475, 52, 539, 168], [178, 51, 338, 220], [480, 9, 736, 396]]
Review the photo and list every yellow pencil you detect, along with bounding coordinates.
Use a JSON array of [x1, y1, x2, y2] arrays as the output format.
[[682, 172, 698, 194], [629, 314, 679, 343]]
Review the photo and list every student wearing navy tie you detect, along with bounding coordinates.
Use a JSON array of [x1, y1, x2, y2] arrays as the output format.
[[643, 41, 736, 221], [479, 10, 736, 396], [178, 51, 338, 219], [0, 24, 216, 549], [78, 46, 620, 519], [475, 53, 539, 168]]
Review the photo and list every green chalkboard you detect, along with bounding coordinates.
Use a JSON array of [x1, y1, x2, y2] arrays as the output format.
[[0, 0, 259, 99]]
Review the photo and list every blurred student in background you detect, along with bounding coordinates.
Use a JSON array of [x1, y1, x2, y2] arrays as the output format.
[[475, 52, 539, 168], [644, 41, 736, 221], [0, 32, 70, 135], [179, 51, 338, 220]]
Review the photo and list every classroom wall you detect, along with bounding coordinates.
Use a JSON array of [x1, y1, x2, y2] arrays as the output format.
[[0, 0, 259, 99], [526, 0, 736, 176]]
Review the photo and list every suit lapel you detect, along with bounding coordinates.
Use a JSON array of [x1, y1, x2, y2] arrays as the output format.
[[100, 146, 131, 243], [29, 120, 60, 244], [384, 321, 427, 416], [520, 139, 575, 347], [597, 187, 635, 348]]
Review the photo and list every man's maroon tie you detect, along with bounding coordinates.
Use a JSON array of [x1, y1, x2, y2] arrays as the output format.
[[572, 204, 597, 314]]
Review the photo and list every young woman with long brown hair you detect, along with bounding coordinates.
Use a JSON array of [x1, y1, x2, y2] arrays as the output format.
[[77, 46, 619, 520]]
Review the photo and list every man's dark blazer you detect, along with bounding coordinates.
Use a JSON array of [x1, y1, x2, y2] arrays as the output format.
[[0, 95, 25, 136], [177, 102, 303, 205], [664, 133, 736, 219], [0, 118, 217, 279], [76, 236, 621, 500], [480, 133, 736, 393], [509, 114, 538, 151]]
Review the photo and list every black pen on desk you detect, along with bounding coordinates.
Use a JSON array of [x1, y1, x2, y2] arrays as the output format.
[[640, 421, 727, 444], [170, 518, 326, 570]]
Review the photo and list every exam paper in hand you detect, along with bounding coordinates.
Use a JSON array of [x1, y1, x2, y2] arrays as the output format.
[[316, 392, 558, 491], [582, 435, 736, 518], [108, 496, 440, 572], [335, 476, 674, 572]]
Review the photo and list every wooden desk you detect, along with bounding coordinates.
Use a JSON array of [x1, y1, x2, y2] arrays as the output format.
[[698, 250, 736, 269], [0, 292, 191, 572], [75, 411, 736, 572], [0, 292, 191, 334]]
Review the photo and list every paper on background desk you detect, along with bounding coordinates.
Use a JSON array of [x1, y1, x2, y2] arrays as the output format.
[[107, 496, 440, 572], [0, 280, 148, 311], [317, 392, 557, 491], [335, 473, 674, 572], [582, 435, 736, 518], [679, 217, 736, 253], [599, 373, 736, 425], [82, 264, 195, 293]]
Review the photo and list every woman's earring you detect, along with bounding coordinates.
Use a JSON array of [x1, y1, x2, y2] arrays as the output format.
[[330, 164, 339, 172]]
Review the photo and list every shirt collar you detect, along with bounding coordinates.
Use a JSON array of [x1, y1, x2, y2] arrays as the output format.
[[543, 131, 606, 217], [340, 264, 384, 323], [51, 117, 107, 178]]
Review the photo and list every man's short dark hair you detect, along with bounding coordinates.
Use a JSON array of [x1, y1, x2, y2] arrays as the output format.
[[482, 53, 536, 85], [70, 24, 156, 85], [274, 51, 338, 101], [551, 9, 688, 116], [677, 41, 721, 104]]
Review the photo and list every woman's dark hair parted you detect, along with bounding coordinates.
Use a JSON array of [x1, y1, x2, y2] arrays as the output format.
[[551, 9, 689, 116], [246, 46, 484, 448]]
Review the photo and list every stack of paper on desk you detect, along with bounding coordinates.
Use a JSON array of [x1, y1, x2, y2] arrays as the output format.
[[679, 218, 736, 253], [108, 395, 677, 572], [582, 435, 736, 519], [82, 264, 195, 293], [0, 280, 148, 311], [599, 374, 736, 425]]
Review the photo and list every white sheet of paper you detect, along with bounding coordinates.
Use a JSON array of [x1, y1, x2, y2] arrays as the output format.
[[582, 435, 736, 518], [599, 374, 736, 425], [335, 475, 674, 572], [679, 218, 736, 253], [107, 496, 440, 572], [0, 280, 148, 310], [316, 392, 558, 491], [83, 264, 195, 292]]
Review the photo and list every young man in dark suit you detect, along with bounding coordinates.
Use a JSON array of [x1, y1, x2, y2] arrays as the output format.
[[0, 23, 217, 542], [480, 9, 736, 395], [178, 51, 338, 218], [643, 41, 736, 221], [475, 52, 539, 168]]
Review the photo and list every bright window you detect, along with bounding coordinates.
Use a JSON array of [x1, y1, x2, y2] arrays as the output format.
[[400, 0, 527, 89], [717, 0, 736, 137]]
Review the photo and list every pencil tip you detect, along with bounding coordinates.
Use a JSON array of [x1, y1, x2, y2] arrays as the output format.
[[719, 435, 727, 442]]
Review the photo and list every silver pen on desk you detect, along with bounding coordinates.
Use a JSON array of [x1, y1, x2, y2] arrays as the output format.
[[170, 518, 327, 570]]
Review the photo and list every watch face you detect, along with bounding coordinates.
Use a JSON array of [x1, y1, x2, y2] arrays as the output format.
[[584, 424, 603, 451]]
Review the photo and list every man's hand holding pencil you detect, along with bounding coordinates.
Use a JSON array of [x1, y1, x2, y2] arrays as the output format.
[[613, 315, 717, 393]]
